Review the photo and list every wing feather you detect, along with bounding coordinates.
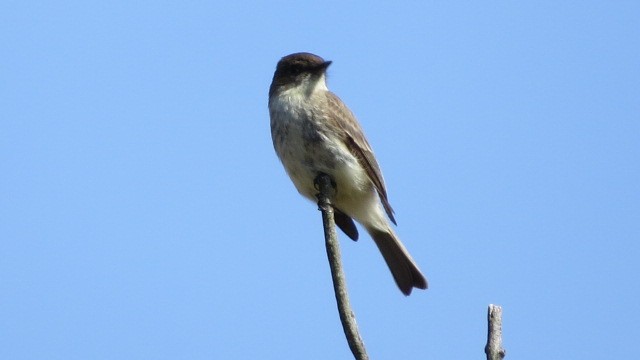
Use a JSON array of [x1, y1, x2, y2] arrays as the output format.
[[325, 92, 397, 225]]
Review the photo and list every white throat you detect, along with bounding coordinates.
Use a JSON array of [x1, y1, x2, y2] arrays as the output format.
[[270, 73, 329, 114], [293, 73, 328, 97]]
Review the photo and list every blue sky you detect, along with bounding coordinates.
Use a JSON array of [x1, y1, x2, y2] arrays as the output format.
[[1, 1, 638, 359]]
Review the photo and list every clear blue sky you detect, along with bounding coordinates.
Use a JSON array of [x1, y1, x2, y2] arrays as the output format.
[[2, 1, 638, 359]]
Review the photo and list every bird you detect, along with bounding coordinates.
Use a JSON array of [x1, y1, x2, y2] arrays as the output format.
[[268, 52, 427, 295]]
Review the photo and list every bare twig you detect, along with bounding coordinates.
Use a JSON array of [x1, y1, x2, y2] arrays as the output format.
[[485, 304, 506, 360], [315, 173, 369, 360]]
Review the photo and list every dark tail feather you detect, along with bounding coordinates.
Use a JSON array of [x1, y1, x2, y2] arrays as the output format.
[[368, 228, 428, 295], [334, 208, 359, 241]]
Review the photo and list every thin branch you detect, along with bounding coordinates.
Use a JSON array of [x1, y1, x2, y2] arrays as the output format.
[[315, 173, 369, 360], [485, 304, 506, 360]]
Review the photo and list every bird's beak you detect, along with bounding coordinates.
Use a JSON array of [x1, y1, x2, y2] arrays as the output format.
[[320, 60, 332, 70]]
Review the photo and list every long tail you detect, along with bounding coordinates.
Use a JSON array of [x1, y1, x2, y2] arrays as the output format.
[[367, 227, 428, 295]]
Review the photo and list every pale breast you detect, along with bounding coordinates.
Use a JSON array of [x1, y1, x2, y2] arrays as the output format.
[[270, 92, 369, 202]]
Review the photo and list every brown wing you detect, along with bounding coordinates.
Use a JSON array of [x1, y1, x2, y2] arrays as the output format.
[[325, 92, 397, 225]]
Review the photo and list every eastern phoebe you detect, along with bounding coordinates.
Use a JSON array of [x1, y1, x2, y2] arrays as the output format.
[[269, 52, 427, 295]]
